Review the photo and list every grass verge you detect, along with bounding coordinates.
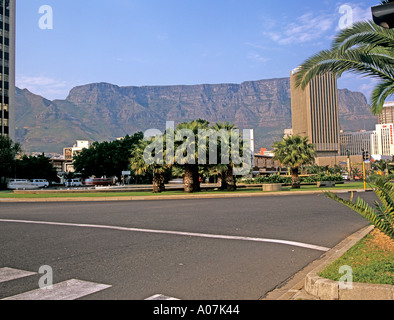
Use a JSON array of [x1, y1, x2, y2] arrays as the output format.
[[0, 182, 368, 199], [319, 229, 394, 285]]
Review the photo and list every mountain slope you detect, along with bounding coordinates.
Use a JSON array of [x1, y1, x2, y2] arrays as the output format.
[[15, 78, 377, 154]]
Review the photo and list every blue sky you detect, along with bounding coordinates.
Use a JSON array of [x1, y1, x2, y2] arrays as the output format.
[[16, 0, 380, 101]]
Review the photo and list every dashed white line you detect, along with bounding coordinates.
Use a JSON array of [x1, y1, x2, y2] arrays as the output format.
[[0, 219, 330, 252]]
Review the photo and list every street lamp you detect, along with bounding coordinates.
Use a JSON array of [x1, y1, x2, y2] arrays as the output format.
[[372, 2, 394, 29]]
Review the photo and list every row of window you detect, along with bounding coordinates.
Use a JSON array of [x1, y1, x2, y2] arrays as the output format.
[[0, 117, 8, 126], [0, 29, 9, 37]]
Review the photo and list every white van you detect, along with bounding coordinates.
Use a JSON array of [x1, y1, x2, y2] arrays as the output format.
[[31, 179, 50, 188], [65, 179, 83, 187], [7, 179, 39, 190]]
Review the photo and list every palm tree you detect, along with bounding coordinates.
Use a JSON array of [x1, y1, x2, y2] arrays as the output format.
[[273, 135, 316, 189], [175, 120, 209, 193], [130, 138, 169, 193], [294, 19, 394, 115], [211, 121, 239, 191], [326, 177, 394, 240]]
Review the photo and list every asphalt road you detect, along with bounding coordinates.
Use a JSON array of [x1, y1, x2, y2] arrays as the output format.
[[0, 193, 374, 300]]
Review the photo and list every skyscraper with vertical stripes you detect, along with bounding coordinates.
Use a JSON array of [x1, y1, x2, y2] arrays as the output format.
[[290, 68, 340, 157], [0, 0, 15, 139]]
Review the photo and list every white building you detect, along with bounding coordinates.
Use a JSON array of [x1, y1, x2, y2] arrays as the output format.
[[371, 124, 394, 159]]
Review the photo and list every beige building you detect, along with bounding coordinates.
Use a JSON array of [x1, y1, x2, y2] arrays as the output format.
[[0, 0, 15, 139], [290, 68, 340, 157], [378, 101, 394, 124]]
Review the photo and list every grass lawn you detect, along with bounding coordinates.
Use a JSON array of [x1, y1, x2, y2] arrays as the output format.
[[0, 182, 367, 199], [319, 229, 394, 285]]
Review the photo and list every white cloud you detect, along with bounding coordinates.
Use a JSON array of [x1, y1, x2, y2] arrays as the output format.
[[247, 53, 269, 63], [16, 75, 73, 100], [263, 11, 336, 45], [262, 3, 372, 46]]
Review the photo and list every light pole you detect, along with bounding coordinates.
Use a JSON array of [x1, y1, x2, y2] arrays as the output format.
[[346, 150, 351, 180]]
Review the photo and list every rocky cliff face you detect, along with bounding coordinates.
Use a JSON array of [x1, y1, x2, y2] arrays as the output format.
[[15, 78, 377, 153]]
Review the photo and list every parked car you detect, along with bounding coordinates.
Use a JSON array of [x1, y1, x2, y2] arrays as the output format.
[[7, 179, 40, 190], [341, 174, 349, 181], [31, 179, 49, 188], [84, 178, 112, 186], [64, 179, 83, 187]]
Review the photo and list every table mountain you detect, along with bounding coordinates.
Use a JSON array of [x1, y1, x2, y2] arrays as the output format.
[[15, 78, 377, 154]]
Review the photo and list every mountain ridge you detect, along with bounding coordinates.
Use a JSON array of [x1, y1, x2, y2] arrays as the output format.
[[15, 78, 378, 154]]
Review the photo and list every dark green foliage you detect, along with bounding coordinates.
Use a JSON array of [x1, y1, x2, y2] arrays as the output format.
[[15, 154, 58, 182], [73, 132, 144, 179], [0, 136, 22, 188]]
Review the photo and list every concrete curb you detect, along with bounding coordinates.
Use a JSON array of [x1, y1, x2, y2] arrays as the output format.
[[264, 225, 394, 300], [0, 188, 372, 203]]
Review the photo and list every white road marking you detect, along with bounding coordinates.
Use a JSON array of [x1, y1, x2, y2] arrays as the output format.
[[0, 219, 331, 252], [145, 294, 180, 300], [2, 279, 111, 300], [0, 267, 36, 283]]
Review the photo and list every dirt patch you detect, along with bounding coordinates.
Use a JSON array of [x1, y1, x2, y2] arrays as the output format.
[[366, 229, 394, 253]]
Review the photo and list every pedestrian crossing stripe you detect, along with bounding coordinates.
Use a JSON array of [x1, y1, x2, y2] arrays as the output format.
[[0, 267, 36, 283], [0, 268, 111, 300]]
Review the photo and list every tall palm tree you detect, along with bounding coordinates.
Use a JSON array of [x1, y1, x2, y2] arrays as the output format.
[[130, 138, 170, 193], [175, 120, 209, 193], [273, 135, 316, 189], [211, 121, 239, 191], [294, 19, 394, 115]]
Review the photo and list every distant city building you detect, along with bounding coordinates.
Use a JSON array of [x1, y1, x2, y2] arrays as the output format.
[[339, 130, 374, 157], [290, 68, 340, 157], [0, 0, 15, 139], [371, 123, 394, 157], [378, 101, 394, 124], [63, 140, 91, 172], [283, 128, 293, 139]]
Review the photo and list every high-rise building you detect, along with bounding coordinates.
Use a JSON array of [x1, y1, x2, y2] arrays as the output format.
[[290, 68, 340, 157], [0, 0, 15, 139], [378, 101, 394, 124]]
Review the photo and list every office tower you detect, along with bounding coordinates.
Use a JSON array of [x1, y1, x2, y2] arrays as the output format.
[[0, 0, 15, 139], [290, 68, 340, 157], [378, 101, 394, 124]]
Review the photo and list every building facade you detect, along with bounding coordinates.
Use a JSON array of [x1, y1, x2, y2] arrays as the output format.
[[290, 68, 340, 157], [371, 123, 394, 157], [0, 0, 15, 139], [378, 101, 394, 124], [339, 130, 374, 157]]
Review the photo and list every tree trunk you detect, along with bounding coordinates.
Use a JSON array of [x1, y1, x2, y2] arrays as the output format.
[[184, 164, 195, 193], [192, 165, 201, 192], [225, 165, 237, 191], [218, 171, 227, 190], [291, 167, 300, 189], [152, 173, 165, 193]]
